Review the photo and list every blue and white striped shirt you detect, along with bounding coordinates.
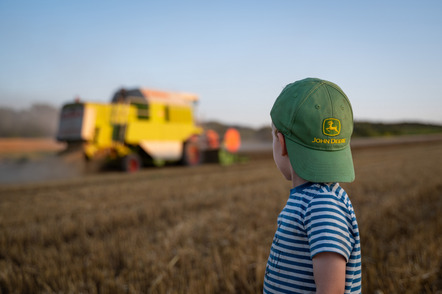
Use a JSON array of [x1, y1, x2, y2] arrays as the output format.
[[264, 182, 361, 293]]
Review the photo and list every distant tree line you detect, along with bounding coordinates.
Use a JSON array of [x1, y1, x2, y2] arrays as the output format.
[[0, 104, 59, 138], [1, 104, 441, 139], [352, 121, 442, 137], [203, 121, 442, 143]]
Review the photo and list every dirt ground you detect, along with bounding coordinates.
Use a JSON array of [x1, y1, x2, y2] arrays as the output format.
[[0, 136, 441, 293], [0, 138, 65, 154]]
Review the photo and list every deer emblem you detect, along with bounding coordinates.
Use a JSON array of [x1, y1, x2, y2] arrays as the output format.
[[323, 118, 341, 136], [326, 121, 339, 133]]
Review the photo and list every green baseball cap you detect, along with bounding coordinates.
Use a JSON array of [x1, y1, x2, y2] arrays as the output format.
[[271, 78, 355, 183]]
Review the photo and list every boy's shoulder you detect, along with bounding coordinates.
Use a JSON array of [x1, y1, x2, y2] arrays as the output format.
[[291, 182, 353, 209], [291, 182, 344, 195]]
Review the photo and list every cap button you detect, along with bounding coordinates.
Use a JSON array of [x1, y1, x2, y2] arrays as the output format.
[[315, 104, 320, 109]]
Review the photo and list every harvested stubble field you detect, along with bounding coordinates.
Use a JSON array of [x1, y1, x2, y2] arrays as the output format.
[[0, 139, 441, 293]]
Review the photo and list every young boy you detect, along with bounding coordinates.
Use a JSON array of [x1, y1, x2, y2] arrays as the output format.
[[264, 78, 361, 293]]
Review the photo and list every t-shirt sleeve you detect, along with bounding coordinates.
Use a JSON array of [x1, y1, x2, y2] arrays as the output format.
[[304, 194, 354, 261]]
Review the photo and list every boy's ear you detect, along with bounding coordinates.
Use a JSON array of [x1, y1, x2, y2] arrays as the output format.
[[277, 132, 288, 156]]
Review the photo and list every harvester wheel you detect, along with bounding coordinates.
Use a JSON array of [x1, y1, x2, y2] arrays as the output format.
[[122, 153, 141, 173], [182, 139, 202, 166]]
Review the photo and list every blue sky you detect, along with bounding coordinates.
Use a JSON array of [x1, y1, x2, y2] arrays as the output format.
[[1, 0, 441, 128]]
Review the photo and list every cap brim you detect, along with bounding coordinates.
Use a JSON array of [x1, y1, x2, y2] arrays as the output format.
[[285, 137, 355, 183]]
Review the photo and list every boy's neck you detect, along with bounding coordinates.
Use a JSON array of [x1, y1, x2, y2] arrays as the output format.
[[291, 170, 308, 188]]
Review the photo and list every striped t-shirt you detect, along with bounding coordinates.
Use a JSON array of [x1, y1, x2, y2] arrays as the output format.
[[264, 182, 361, 293]]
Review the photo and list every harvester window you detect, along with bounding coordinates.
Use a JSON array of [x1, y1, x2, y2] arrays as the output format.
[[165, 106, 170, 122], [133, 103, 149, 120]]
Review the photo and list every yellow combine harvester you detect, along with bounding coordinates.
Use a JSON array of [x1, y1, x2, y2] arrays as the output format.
[[56, 88, 233, 172]]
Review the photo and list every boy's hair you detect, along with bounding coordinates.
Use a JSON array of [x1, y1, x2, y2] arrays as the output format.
[[271, 78, 355, 183]]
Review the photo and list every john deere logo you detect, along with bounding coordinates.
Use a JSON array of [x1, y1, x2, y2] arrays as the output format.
[[323, 118, 341, 136]]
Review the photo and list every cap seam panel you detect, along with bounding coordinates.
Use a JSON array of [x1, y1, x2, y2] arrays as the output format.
[[325, 81, 354, 121], [292, 81, 325, 127], [325, 85, 334, 117]]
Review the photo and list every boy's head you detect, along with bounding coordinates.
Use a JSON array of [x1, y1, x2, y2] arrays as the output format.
[[271, 78, 355, 183]]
